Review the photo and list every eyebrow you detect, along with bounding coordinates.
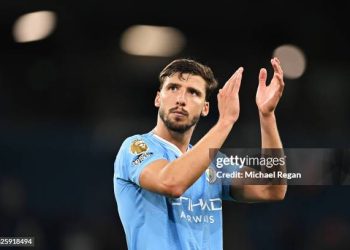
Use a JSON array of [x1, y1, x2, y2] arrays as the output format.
[[166, 82, 203, 97], [187, 86, 202, 97]]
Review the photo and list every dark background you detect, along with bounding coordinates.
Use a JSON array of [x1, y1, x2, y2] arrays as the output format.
[[1, 1, 350, 249]]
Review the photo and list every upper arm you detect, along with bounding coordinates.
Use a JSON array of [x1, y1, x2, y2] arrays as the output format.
[[114, 136, 168, 187]]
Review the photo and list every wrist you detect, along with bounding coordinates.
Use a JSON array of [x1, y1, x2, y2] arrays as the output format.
[[216, 118, 235, 131], [259, 111, 276, 121], [259, 111, 278, 134]]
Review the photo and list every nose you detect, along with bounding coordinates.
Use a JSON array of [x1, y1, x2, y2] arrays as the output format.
[[176, 90, 186, 106]]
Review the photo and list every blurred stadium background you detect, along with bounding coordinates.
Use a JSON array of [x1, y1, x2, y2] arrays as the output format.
[[0, 0, 350, 249]]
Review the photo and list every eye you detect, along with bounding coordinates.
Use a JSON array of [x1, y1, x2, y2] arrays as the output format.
[[189, 89, 199, 96], [169, 86, 178, 91]]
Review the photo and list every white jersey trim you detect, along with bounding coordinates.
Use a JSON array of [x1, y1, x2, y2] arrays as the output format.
[[150, 132, 190, 156]]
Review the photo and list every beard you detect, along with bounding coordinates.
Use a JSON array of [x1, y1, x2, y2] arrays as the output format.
[[159, 107, 200, 133]]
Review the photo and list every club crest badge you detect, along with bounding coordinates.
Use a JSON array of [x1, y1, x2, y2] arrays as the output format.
[[205, 167, 217, 184]]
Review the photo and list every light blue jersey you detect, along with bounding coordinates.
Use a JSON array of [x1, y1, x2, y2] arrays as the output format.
[[113, 131, 237, 250]]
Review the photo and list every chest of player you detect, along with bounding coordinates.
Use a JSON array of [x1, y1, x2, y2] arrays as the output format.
[[168, 173, 222, 213]]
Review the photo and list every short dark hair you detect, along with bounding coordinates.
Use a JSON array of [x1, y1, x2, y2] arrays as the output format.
[[159, 59, 218, 101]]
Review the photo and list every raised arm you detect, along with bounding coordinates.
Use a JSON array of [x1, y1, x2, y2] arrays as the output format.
[[231, 58, 287, 202], [140, 68, 244, 197]]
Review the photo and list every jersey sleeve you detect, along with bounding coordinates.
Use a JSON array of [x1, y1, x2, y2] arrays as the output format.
[[114, 135, 168, 186]]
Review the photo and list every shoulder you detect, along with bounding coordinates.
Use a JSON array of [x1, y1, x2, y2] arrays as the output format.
[[117, 132, 167, 161], [114, 133, 168, 181], [114, 133, 154, 173], [119, 133, 158, 154]]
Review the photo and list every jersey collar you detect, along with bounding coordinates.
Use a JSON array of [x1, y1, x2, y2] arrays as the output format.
[[150, 132, 190, 156]]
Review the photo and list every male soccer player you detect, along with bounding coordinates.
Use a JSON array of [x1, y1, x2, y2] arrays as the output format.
[[114, 58, 286, 250]]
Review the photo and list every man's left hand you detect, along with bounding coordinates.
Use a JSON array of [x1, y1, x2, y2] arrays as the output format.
[[256, 57, 285, 116]]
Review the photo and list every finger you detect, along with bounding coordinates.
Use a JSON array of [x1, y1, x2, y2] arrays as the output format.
[[217, 89, 222, 98], [271, 58, 279, 73], [222, 67, 239, 93], [231, 67, 244, 93], [275, 74, 285, 90], [271, 57, 283, 75], [271, 59, 284, 87], [275, 57, 283, 69], [259, 68, 267, 87], [275, 57, 281, 65], [229, 67, 243, 93], [222, 80, 229, 92], [222, 66, 244, 95], [222, 72, 235, 92], [276, 58, 284, 76], [228, 67, 241, 81]]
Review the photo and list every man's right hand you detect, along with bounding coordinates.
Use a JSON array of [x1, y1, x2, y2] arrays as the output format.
[[217, 67, 244, 126]]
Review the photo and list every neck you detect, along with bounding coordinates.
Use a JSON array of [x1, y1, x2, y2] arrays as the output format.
[[153, 116, 194, 153]]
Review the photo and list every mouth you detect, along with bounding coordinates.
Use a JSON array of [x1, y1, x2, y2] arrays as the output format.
[[170, 108, 188, 117]]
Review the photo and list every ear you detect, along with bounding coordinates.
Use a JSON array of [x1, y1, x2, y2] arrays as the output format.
[[201, 101, 209, 117], [154, 91, 160, 108]]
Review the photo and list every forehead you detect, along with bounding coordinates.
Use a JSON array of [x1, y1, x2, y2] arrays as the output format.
[[163, 73, 206, 91]]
